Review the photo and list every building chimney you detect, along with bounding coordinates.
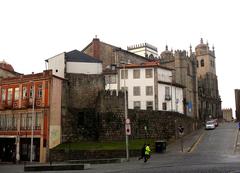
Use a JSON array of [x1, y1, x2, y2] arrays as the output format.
[[93, 37, 100, 59]]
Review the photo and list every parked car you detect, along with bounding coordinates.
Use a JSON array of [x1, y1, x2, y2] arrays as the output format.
[[205, 120, 215, 130]]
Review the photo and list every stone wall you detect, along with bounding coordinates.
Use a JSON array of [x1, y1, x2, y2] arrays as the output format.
[[61, 73, 105, 142], [98, 109, 200, 141], [62, 81, 198, 142]]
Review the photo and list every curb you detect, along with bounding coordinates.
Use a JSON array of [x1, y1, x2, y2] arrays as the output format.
[[24, 163, 91, 172], [67, 158, 125, 164], [187, 130, 205, 153]]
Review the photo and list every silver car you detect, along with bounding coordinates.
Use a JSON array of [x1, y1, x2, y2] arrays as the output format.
[[205, 121, 215, 130]]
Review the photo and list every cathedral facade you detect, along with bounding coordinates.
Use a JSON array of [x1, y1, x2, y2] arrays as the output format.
[[159, 38, 222, 121]]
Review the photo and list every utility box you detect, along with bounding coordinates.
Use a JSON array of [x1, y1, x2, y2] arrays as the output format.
[[155, 140, 166, 153]]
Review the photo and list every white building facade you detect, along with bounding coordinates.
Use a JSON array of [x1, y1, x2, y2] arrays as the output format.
[[45, 50, 102, 78], [105, 62, 184, 113]]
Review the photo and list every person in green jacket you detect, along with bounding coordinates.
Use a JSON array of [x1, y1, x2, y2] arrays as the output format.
[[144, 144, 151, 162]]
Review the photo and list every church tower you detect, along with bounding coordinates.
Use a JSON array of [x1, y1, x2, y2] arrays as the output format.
[[195, 38, 216, 77], [195, 38, 222, 121]]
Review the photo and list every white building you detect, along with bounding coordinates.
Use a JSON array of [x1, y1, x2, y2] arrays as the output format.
[[45, 49, 102, 78], [105, 62, 184, 113], [127, 43, 158, 59]]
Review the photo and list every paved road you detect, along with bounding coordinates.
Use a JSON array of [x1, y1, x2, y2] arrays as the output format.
[[1, 122, 240, 173]]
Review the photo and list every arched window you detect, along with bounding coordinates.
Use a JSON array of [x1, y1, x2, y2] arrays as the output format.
[[200, 59, 204, 67], [149, 54, 154, 59], [196, 60, 199, 68]]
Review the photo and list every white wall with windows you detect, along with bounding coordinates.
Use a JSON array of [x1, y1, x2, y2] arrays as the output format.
[[120, 67, 155, 110], [118, 65, 184, 113], [158, 83, 184, 113]]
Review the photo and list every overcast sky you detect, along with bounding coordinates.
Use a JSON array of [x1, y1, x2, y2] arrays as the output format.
[[0, 0, 239, 115]]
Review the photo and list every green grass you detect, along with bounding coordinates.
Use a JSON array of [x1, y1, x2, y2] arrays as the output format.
[[53, 139, 156, 151]]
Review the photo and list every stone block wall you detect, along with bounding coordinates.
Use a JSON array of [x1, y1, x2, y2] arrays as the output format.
[[98, 109, 200, 141], [61, 73, 105, 142]]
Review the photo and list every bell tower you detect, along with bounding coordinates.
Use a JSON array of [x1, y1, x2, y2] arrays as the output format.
[[195, 38, 221, 121], [195, 38, 216, 77]]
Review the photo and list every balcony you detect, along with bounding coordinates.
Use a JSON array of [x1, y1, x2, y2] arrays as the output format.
[[0, 103, 6, 110], [165, 95, 171, 101], [21, 99, 29, 108], [35, 98, 42, 107], [13, 101, 19, 109]]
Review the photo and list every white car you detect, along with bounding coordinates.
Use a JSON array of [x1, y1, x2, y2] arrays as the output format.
[[205, 121, 215, 130]]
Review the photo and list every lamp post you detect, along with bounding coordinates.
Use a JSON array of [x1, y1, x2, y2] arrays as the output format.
[[30, 81, 35, 162], [121, 61, 129, 161]]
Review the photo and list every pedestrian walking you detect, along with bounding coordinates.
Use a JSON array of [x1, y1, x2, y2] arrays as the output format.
[[138, 143, 146, 160], [144, 143, 151, 163]]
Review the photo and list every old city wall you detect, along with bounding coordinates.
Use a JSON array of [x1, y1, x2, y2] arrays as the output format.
[[61, 77, 200, 142], [61, 73, 105, 142], [52, 90, 201, 161], [97, 91, 200, 141]]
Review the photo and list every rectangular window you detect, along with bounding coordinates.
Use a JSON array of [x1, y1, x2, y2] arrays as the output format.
[[133, 101, 141, 110], [26, 114, 32, 130], [145, 69, 153, 78], [162, 102, 167, 110], [133, 69, 140, 79], [146, 86, 153, 96], [6, 115, 12, 130], [201, 59, 204, 67], [29, 86, 34, 98], [7, 88, 13, 105], [35, 112, 41, 129], [146, 101, 153, 110], [20, 114, 27, 130], [12, 115, 17, 130], [165, 86, 171, 100], [22, 86, 27, 99], [133, 86, 140, 96], [14, 87, 19, 100], [121, 69, 128, 79], [0, 115, 6, 130], [1, 88, 6, 102], [37, 84, 42, 98], [105, 75, 117, 84]]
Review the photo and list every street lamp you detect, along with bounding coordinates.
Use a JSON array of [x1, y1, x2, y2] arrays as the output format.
[[30, 81, 35, 162], [120, 61, 129, 161]]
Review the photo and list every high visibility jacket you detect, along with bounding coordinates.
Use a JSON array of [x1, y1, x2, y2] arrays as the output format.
[[145, 146, 151, 155]]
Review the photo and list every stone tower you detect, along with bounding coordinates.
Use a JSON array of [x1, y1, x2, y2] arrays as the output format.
[[160, 46, 198, 119], [195, 38, 222, 121]]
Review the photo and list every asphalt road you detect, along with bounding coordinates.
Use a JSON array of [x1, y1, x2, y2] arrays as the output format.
[[1, 122, 240, 173]]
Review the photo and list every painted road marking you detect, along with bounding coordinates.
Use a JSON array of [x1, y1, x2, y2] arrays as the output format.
[[188, 131, 206, 153]]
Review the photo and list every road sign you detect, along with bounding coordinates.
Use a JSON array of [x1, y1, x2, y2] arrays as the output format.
[[126, 118, 130, 124], [125, 123, 131, 135], [178, 125, 184, 135]]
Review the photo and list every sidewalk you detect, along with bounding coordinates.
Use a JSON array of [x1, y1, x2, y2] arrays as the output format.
[[164, 128, 205, 154]]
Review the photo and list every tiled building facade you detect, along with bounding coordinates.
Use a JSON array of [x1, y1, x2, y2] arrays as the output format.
[[0, 70, 63, 163]]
